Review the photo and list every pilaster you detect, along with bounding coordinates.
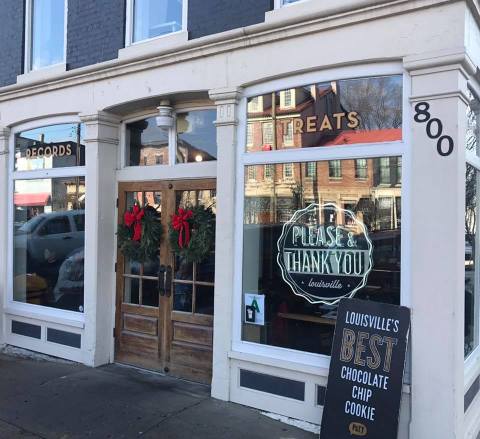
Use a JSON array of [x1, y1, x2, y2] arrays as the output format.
[[80, 111, 121, 367], [208, 87, 243, 400], [404, 52, 471, 439], [0, 127, 10, 346]]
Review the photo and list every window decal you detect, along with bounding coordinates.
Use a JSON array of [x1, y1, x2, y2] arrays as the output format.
[[277, 203, 373, 305]]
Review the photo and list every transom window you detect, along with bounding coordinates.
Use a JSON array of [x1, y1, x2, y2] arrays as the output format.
[[125, 109, 217, 167], [25, 0, 66, 72], [127, 0, 185, 45]]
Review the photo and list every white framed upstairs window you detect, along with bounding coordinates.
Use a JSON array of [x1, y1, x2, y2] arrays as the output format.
[[24, 0, 67, 72], [275, 0, 306, 7], [126, 0, 187, 45]]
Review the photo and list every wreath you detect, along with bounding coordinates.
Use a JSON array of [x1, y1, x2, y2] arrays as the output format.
[[169, 205, 216, 264], [118, 203, 163, 262]]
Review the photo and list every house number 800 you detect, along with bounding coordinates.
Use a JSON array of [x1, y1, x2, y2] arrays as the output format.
[[414, 102, 454, 157]]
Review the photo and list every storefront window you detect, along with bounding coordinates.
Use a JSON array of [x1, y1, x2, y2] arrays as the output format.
[[15, 123, 85, 171], [466, 92, 480, 358], [176, 110, 217, 163], [13, 177, 86, 312], [126, 117, 169, 166], [242, 158, 401, 355], [246, 75, 402, 152]]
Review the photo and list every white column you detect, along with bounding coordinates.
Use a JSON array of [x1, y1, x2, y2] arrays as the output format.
[[209, 87, 243, 400], [0, 127, 10, 345], [404, 53, 474, 439], [80, 111, 120, 367]]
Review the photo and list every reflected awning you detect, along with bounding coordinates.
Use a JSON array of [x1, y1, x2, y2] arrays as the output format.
[[14, 193, 51, 207], [324, 128, 402, 146]]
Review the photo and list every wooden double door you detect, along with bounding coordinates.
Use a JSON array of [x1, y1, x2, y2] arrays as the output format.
[[115, 179, 216, 384]]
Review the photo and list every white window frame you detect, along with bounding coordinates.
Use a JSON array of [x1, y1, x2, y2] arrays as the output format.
[[117, 105, 217, 182], [233, 63, 411, 371], [125, 0, 188, 47], [274, 0, 309, 8], [6, 116, 86, 326], [24, 0, 68, 73]]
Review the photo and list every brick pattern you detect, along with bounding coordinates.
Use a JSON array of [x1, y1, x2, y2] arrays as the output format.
[[0, 0, 25, 87], [66, 0, 126, 70], [188, 0, 273, 40], [0, 0, 273, 86]]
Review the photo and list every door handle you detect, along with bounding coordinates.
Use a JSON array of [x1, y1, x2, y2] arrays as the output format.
[[158, 265, 166, 296], [165, 266, 172, 297], [62, 236, 73, 240]]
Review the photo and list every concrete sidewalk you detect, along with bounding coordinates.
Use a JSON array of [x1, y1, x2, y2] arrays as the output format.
[[0, 349, 317, 438]]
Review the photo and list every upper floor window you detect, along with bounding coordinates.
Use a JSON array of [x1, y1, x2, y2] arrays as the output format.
[[278, 0, 305, 6], [127, 0, 185, 44], [26, 0, 66, 71]]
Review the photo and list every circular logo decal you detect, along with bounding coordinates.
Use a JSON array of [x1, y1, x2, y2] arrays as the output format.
[[276, 203, 373, 305]]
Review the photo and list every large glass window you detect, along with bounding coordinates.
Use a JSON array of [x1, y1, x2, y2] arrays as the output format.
[[466, 92, 480, 358], [132, 0, 183, 43], [12, 122, 85, 314], [28, 0, 66, 71], [246, 75, 402, 152], [13, 177, 86, 312], [242, 157, 401, 355]]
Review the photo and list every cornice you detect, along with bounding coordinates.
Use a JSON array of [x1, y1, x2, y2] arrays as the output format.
[[0, 0, 462, 104]]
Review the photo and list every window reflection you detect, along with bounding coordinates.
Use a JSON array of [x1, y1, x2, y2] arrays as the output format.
[[15, 123, 85, 171], [13, 177, 85, 312], [246, 75, 402, 152], [467, 92, 479, 154], [176, 110, 217, 163], [466, 165, 479, 357], [242, 158, 401, 355], [126, 117, 169, 167]]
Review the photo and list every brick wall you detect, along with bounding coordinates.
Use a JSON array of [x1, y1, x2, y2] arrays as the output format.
[[0, 0, 25, 87], [188, 0, 273, 40], [67, 0, 126, 70], [0, 0, 273, 86]]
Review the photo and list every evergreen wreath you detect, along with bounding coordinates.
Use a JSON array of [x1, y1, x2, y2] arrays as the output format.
[[118, 203, 163, 262], [169, 205, 216, 264]]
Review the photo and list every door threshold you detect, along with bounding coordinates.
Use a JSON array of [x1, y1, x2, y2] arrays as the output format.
[[114, 361, 211, 388]]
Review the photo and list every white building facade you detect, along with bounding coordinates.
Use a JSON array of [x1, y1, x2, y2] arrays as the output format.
[[0, 1, 479, 438]]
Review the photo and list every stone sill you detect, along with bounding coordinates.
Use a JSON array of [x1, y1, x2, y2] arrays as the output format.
[[118, 31, 189, 62], [17, 63, 67, 86]]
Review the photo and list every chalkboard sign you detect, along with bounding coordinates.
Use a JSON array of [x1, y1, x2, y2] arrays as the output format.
[[320, 298, 410, 439]]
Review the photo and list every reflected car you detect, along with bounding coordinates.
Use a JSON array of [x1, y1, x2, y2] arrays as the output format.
[[14, 210, 85, 272], [53, 247, 84, 312]]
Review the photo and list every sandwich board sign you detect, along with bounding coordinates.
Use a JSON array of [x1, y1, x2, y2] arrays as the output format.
[[320, 298, 410, 439]]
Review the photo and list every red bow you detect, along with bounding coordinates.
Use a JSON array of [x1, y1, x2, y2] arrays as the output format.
[[124, 204, 145, 242], [172, 208, 193, 248]]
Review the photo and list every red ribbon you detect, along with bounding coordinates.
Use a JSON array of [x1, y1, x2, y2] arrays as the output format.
[[124, 204, 145, 242], [172, 208, 193, 248]]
